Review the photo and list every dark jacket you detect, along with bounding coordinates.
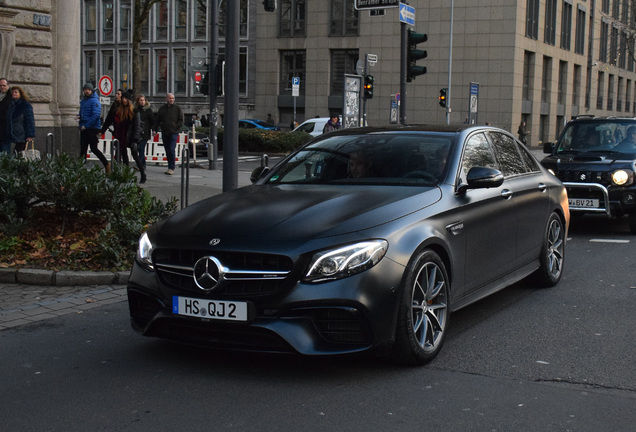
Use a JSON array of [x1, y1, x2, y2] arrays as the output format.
[[155, 103, 183, 136], [100, 100, 120, 135], [112, 109, 141, 148], [79, 91, 102, 130], [7, 98, 35, 143], [0, 91, 12, 138], [323, 119, 341, 134], [135, 103, 154, 141]]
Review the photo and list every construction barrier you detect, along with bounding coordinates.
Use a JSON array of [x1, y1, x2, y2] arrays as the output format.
[[87, 131, 193, 165]]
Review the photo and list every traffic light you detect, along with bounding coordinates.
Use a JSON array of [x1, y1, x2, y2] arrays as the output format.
[[407, 29, 428, 82], [263, 0, 276, 12], [439, 88, 447, 108], [199, 71, 209, 95], [363, 74, 375, 100]]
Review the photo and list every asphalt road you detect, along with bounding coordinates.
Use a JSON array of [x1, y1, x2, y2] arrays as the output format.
[[1, 215, 634, 432]]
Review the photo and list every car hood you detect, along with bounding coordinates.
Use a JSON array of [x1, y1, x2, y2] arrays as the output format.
[[153, 184, 442, 244], [544, 150, 636, 163]]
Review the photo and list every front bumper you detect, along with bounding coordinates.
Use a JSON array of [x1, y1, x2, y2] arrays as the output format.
[[564, 181, 636, 217], [127, 256, 405, 356]]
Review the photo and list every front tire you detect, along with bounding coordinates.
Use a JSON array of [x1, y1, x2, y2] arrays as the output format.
[[533, 212, 565, 287], [392, 250, 450, 365]]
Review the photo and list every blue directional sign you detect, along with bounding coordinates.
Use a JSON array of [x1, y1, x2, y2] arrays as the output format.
[[399, 3, 415, 26]]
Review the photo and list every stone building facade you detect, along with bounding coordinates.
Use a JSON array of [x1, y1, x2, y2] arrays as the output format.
[[0, 0, 81, 154]]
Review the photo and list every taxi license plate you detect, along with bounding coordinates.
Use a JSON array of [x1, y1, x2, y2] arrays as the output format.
[[569, 198, 599, 208], [173, 296, 248, 322]]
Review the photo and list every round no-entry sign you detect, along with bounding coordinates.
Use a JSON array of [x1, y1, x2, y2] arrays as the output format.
[[98, 75, 113, 96]]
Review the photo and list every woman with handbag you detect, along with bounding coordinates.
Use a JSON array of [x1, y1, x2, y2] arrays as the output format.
[[6, 86, 35, 156], [111, 90, 146, 183], [134, 94, 154, 169]]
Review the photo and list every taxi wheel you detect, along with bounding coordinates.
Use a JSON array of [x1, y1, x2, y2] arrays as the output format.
[[392, 250, 450, 365]]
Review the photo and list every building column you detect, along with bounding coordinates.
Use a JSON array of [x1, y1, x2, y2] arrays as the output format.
[[0, 9, 17, 78], [52, 0, 82, 153]]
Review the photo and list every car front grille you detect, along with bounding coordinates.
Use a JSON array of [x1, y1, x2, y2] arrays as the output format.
[[311, 308, 371, 345], [154, 249, 294, 298], [556, 170, 611, 185]]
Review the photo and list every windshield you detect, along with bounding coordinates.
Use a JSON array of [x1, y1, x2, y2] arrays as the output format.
[[265, 132, 453, 186], [556, 120, 636, 154]]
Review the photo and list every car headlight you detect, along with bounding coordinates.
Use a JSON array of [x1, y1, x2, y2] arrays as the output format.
[[137, 232, 154, 269], [612, 169, 633, 186], [304, 240, 388, 283], [189, 138, 201, 144]]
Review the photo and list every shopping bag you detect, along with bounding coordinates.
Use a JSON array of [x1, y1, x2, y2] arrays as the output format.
[[20, 139, 40, 161]]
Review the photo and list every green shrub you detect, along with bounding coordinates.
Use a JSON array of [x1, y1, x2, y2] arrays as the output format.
[[216, 128, 313, 154], [0, 152, 177, 271]]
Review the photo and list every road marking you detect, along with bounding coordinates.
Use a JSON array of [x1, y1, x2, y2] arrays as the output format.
[[589, 239, 630, 244]]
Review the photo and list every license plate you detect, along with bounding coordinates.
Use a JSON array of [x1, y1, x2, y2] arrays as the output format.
[[568, 198, 599, 208], [172, 296, 248, 322]]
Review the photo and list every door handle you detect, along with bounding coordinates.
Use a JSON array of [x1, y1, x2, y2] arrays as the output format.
[[538, 182, 547, 192], [501, 189, 513, 199]]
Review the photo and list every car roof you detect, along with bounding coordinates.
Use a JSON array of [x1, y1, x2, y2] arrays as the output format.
[[565, 115, 636, 124], [319, 124, 484, 136]]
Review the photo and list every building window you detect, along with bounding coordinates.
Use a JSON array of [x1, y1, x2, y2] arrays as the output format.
[[617, 77, 624, 111], [599, 21, 609, 63], [607, 74, 615, 110], [619, 31, 627, 69], [558, 61, 567, 105], [523, 51, 534, 101], [597, 72, 605, 110], [574, 7, 585, 55], [84, 51, 97, 86], [219, 0, 249, 39], [102, 50, 114, 81], [330, 49, 359, 96], [560, 1, 572, 51], [612, 0, 620, 18], [85, 0, 97, 43], [525, 0, 540, 40], [602, 0, 609, 14], [119, 50, 131, 90], [103, 0, 114, 42], [175, 0, 187, 40], [544, 0, 557, 45], [542, 56, 552, 104], [280, 0, 306, 37], [219, 47, 249, 96], [626, 80, 632, 113], [156, 0, 168, 41], [174, 49, 187, 94], [280, 50, 306, 96], [194, 0, 207, 39], [572, 64, 581, 106], [155, 49, 168, 94], [120, 3, 131, 42], [330, 0, 359, 37], [139, 50, 150, 95], [629, 37, 635, 72], [610, 26, 618, 65]]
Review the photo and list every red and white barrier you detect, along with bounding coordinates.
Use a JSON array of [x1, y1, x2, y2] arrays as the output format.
[[87, 131, 191, 165]]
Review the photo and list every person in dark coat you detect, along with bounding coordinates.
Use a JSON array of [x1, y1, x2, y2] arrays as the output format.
[[517, 121, 528, 146], [110, 90, 146, 183], [100, 89, 123, 162], [134, 94, 154, 168], [322, 113, 341, 134], [0, 78, 13, 154], [78, 82, 110, 172], [7, 86, 36, 155], [154, 93, 183, 175]]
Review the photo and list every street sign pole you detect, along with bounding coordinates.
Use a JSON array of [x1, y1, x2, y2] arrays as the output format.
[[399, 22, 407, 125]]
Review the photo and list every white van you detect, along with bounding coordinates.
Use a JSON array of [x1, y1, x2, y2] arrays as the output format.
[[292, 117, 330, 137]]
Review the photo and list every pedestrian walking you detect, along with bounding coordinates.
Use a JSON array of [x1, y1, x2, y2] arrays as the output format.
[[77, 82, 110, 173], [135, 94, 154, 168], [100, 89, 123, 161], [323, 113, 341, 134], [0, 78, 13, 153], [154, 93, 183, 175], [6, 86, 35, 155], [517, 121, 529, 146], [110, 90, 146, 183]]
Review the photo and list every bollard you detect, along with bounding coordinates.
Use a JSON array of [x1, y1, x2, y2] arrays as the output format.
[[261, 154, 269, 168], [46, 132, 56, 158], [180, 147, 190, 209]]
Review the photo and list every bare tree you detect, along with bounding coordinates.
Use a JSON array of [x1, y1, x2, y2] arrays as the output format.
[[131, 0, 163, 98]]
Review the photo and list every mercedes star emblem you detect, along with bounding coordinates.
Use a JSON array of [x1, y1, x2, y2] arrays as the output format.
[[193, 256, 224, 290]]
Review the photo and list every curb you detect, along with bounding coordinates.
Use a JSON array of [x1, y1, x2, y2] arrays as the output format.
[[0, 267, 130, 286]]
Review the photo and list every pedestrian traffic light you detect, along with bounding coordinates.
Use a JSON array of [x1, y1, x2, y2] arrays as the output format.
[[439, 88, 447, 108], [407, 29, 428, 82], [363, 74, 375, 100], [263, 0, 276, 12]]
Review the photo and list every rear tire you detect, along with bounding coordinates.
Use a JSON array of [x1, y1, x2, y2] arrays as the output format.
[[533, 212, 565, 287], [392, 250, 450, 365]]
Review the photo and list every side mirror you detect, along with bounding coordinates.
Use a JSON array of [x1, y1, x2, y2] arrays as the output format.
[[457, 167, 504, 194], [543, 141, 556, 154], [250, 166, 270, 183]]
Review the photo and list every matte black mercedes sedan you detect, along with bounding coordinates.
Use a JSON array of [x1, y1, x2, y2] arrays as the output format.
[[128, 125, 569, 364]]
